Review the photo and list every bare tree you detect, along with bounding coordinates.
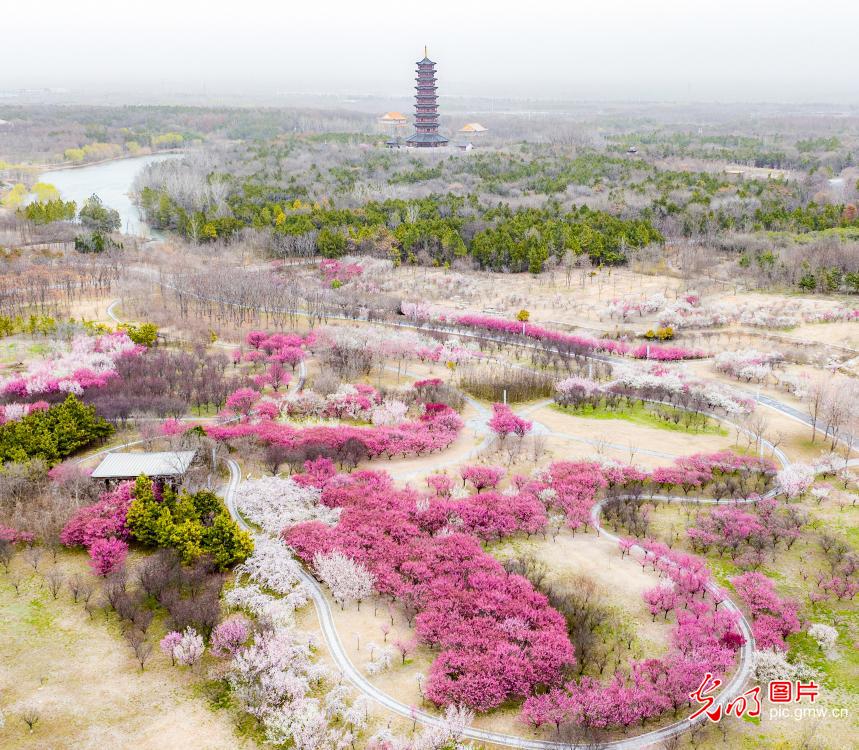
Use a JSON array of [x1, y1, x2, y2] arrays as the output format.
[[0, 540, 13, 572], [44, 569, 64, 600], [23, 546, 43, 572], [20, 704, 40, 732], [805, 374, 829, 443]]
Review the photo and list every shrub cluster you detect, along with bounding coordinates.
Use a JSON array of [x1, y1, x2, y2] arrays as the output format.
[[0, 394, 112, 465], [458, 364, 555, 403]]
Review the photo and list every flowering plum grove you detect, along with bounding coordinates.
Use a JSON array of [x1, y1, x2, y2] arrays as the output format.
[[0, 331, 142, 404], [687, 497, 806, 569], [603, 292, 859, 331], [208, 401, 464, 464], [280, 449, 777, 715], [284, 468, 570, 711], [233, 475, 341, 531], [313, 550, 376, 609], [311, 325, 479, 382], [714, 349, 784, 383], [556, 365, 754, 417], [218, 533, 376, 748], [523, 539, 747, 732], [84, 344, 253, 421], [730, 572, 801, 651], [406, 311, 708, 361]]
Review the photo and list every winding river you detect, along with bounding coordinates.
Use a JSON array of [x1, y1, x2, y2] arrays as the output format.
[[39, 152, 181, 237]]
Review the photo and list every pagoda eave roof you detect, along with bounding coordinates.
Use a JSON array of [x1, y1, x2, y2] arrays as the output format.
[[406, 132, 449, 144]]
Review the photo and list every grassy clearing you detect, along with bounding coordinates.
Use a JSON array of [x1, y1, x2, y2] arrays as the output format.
[[552, 401, 728, 436], [788, 628, 859, 695], [0, 551, 258, 750]]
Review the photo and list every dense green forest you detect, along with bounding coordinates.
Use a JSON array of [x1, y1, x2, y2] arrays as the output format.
[[138, 186, 663, 272]]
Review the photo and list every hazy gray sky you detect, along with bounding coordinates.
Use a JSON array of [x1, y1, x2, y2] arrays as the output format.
[[4, 0, 857, 102]]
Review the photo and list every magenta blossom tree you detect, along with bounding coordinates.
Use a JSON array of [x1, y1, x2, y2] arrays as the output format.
[[460, 465, 506, 493], [488, 403, 532, 440], [88, 537, 128, 576], [226, 387, 261, 418]]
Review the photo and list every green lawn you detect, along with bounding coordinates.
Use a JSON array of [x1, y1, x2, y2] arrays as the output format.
[[788, 626, 859, 695], [552, 400, 728, 436]]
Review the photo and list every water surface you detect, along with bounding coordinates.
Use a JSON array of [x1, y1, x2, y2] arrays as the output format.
[[39, 153, 180, 237]]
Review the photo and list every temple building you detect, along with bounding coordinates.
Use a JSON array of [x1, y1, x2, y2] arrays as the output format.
[[458, 122, 488, 136], [378, 111, 408, 133], [406, 48, 448, 148]]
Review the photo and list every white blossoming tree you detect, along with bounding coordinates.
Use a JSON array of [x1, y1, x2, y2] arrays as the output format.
[[808, 623, 839, 658], [173, 627, 205, 667], [234, 476, 339, 535], [313, 550, 375, 610]]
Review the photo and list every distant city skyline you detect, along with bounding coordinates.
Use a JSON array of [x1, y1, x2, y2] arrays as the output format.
[[3, 1, 858, 104]]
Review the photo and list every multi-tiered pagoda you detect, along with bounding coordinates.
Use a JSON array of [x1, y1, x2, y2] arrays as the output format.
[[406, 48, 448, 148]]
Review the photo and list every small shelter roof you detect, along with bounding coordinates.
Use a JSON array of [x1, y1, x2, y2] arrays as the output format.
[[91, 450, 196, 479]]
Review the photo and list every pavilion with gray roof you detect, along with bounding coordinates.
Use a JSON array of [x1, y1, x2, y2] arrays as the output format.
[[91, 450, 196, 483]]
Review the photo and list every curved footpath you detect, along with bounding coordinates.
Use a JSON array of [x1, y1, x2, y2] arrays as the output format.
[[223, 418, 785, 749], [101, 294, 816, 746], [107, 291, 839, 445]]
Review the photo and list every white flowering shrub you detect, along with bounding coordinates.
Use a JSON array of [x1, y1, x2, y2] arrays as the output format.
[[313, 551, 375, 609], [225, 583, 303, 629], [753, 649, 799, 682], [365, 643, 395, 675], [714, 349, 783, 382], [173, 627, 205, 666], [371, 399, 409, 426], [236, 536, 308, 596], [808, 623, 839, 658], [234, 477, 339, 534], [776, 463, 816, 498]]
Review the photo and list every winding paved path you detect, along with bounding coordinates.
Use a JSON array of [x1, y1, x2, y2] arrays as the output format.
[[102, 292, 818, 746], [223, 433, 784, 749], [108, 286, 842, 448]]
